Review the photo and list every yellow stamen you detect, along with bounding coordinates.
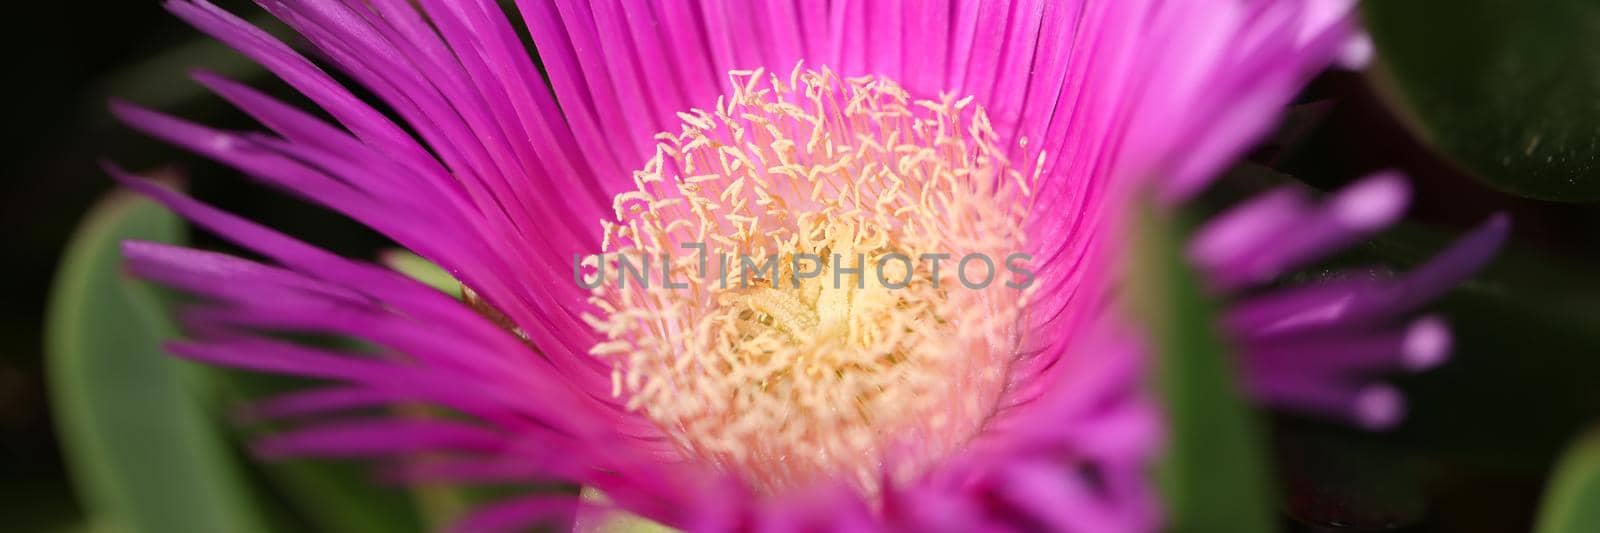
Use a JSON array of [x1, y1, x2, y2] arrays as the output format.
[[584, 66, 1037, 493]]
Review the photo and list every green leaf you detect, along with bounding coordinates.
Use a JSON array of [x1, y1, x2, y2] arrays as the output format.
[[1130, 201, 1279, 533], [574, 488, 677, 533], [380, 249, 461, 296], [1364, 0, 1600, 202], [45, 189, 274, 533], [1535, 428, 1600, 533]]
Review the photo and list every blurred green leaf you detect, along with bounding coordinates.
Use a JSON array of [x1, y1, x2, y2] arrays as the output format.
[[1364, 0, 1600, 202], [45, 189, 273, 533], [1535, 428, 1600, 533], [381, 249, 461, 296], [574, 488, 676, 533], [1132, 201, 1279, 533]]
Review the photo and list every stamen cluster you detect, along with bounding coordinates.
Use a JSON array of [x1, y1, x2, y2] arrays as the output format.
[[585, 66, 1038, 491]]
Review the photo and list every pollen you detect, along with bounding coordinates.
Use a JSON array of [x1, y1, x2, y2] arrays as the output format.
[[584, 65, 1039, 493]]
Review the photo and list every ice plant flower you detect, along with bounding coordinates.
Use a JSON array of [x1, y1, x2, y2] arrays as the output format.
[[106, 0, 1502, 531]]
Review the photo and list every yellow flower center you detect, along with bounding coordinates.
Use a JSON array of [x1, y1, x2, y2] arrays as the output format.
[[584, 66, 1038, 492]]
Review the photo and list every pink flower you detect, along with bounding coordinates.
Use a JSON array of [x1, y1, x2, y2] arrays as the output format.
[[107, 0, 1500, 531]]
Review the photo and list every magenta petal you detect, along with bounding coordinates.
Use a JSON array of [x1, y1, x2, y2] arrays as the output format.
[[452, 495, 577, 533], [256, 419, 507, 458]]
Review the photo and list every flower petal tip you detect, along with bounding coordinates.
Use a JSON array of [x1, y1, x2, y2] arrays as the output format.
[[1401, 316, 1452, 371], [1355, 385, 1406, 431], [1483, 212, 1513, 238], [1338, 34, 1375, 69], [1333, 171, 1410, 230]]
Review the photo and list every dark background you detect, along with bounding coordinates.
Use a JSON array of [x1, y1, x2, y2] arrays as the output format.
[[2, 4, 195, 527], [3, 3, 388, 529], [4, 3, 1599, 532]]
